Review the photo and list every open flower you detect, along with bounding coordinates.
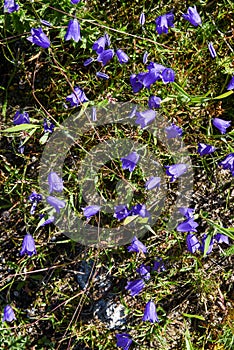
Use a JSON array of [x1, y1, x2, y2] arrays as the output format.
[[13, 111, 30, 125], [64, 18, 81, 42], [142, 301, 159, 323], [127, 236, 147, 253], [97, 49, 114, 66], [131, 204, 150, 218], [2, 305, 16, 322], [136, 264, 151, 281], [165, 123, 183, 138], [121, 151, 140, 172], [219, 153, 234, 176], [4, 0, 19, 13], [155, 12, 174, 34], [148, 96, 161, 109], [28, 191, 42, 215], [66, 86, 88, 107], [92, 36, 107, 53], [114, 205, 131, 221], [165, 163, 187, 182], [135, 109, 156, 128], [177, 218, 198, 232], [182, 6, 202, 27], [212, 118, 231, 134], [125, 279, 145, 296], [116, 333, 132, 350], [27, 27, 50, 48], [20, 234, 37, 256]]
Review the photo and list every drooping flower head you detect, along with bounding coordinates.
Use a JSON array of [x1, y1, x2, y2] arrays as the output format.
[[114, 205, 131, 221], [127, 236, 147, 253], [198, 143, 216, 156], [161, 68, 175, 83], [64, 18, 81, 42], [148, 96, 161, 109], [219, 153, 234, 176], [43, 119, 54, 133], [97, 49, 114, 66], [83, 205, 101, 219], [135, 109, 156, 128], [145, 176, 161, 190], [121, 151, 140, 172], [212, 118, 231, 134], [27, 27, 50, 48], [66, 86, 88, 107], [20, 234, 37, 256], [152, 258, 166, 273], [131, 204, 150, 218], [155, 12, 174, 34], [116, 49, 129, 64], [136, 264, 151, 281], [125, 278, 145, 296], [13, 111, 30, 125], [165, 163, 187, 182], [40, 216, 55, 226], [227, 76, 234, 90], [4, 0, 19, 13], [2, 305, 16, 322], [214, 233, 229, 245], [186, 233, 201, 253], [48, 172, 63, 193], [92, 35, 107, 53], [165, 123, 183, 138], [116, 333, 132, 350], [177, 218, 199, 233], [46, 196, 66, 214], [179, 207, 195, 220], [142, 301, 159, 323], [130, 74, 143, 93], [182, 6, 202, 27]]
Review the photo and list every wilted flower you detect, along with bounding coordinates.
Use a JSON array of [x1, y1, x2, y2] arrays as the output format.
[[114, 205, 131, 221], [186, 233, 200, 253], [46, 196, 66, 214], [165, 163, 187, 182], [131, 204, 150, 218], [92, 36, 107, 53], [43, 119, 54, 133], [66, 86, 88, 107], [28, 191, 42, 215], [135, 109, 156, 128], [20, 234, 37, 256], [96, 71, 109, 80], [179, 207, 195, 219], [155, 12, 174, 34], [83, 205, 101, 218], [227, 76, 234, 90], [27, 27, 50, 49], [83, 57, 94, 66], [4, 0, 19, 13], [127, 236, 147, 253], [136, 264, 150, 281], [116, 49, 129, 64], [177, 218, 198, 232], [145, 176, 161, 190], [219, 153, 234, 176], [143, 51, 148, 64], [116, 333, 132, 350], [148, 95, 161, 109], [13, 111, 30, 125], [40, 216, 55, 226], [97, 49, 114, 66], [121, 151, 140, 172], [142, 301, 159, 323], [214, 233, 229, 244], [152, 258, 166, 272], [64, 18, 81, 42], [182, 6, 202, 27], [200, 234, 214, 255], [208, 42, 217, 58], [2, 305, 16, 322], [140, 12, 145, 26], [130, 74, 143, 93], [48, 172, 63, 193], [198, 143, 216, 156], [165, 123, 183, 138], [161, 68, 175, 83], [125, 278, 145, 296], [212, 118, 231, 134]]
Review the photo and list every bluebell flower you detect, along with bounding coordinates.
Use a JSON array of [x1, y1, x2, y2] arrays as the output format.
[[182, 6, 202, 27], [92, 36, 107, 53], [127, 236, 147, 253], [2, 305, 16, 322], [64, 19, 81, 42], [83, 57, 94, 66], [165, 123, 183, 138], [4, 0, 19, 13], [135, 109, 156, 128], [161, 68, 175, 83], [142, 301, 159, 323], [97, 49, 114, 66], [27, 27, 50, 49], [152, 258, 166, 272], [198, 143, 216, 156], [116, 49, 129, 64], [214, 233, 229, 245], [200, 234, 214, 255], [186, 234, 200, 253], [140, 12, 145, 26], [71, 0, 80, 4], [43, 119, 54, 133], [46, 196, 66, 214], [48, 172, 63, 193], [227, 76, 234, 90], [179, 207, 195, 220], [13, 111, 30, 125], [165, 163, 187, 182], [177, 218, 198, 233], [208, 42, 217, 58], [143, 51, 148, 64], [20, 234, 37, 256], [83, 205, 101, 218], [148, 95, 161, 109], [155, 12, 174, 34], [66, 86, 88, 107], [40, 19, 52, 27], [96, 71, 109, 80], [125, 278, 145, 296], [136, 264, 150, 281], [212, 118, 231, 134], [219, 153, 234, 176], [40, 216, 55, 226], [121, 151, 140, 172], [114, 205, 131, 221], [116, 333, 132, 350], [131, 204, 150, 218], [28, 191, 42, 215], [130, 74, 143, 93], [145, 176, 161, 190]]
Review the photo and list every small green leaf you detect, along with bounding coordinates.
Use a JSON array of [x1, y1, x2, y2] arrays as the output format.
[[182, 313, 205, 320], [1, 124, 40, 133], [213, 90, 233, 100]]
